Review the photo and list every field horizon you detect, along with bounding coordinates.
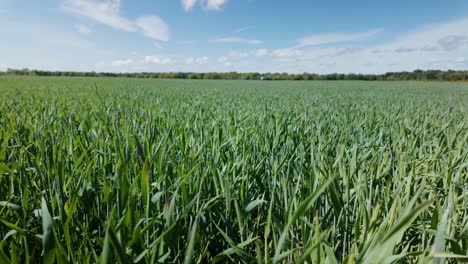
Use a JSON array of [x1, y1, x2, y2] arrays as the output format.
[[3, 0, 468, 262]]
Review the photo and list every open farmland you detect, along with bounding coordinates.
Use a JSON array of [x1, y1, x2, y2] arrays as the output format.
[[0, 77, 467, 263]]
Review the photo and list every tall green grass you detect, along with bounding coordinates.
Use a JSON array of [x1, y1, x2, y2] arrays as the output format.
[[0, 77, 467, 263]]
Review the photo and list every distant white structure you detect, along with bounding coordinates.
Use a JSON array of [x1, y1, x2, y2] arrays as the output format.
[[261, 75, 271, 81]]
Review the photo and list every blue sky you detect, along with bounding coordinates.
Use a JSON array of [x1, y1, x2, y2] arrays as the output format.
[[1, 0, 468, 73]]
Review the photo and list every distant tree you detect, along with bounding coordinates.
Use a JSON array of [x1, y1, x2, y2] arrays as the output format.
[[3, 68, 468, 82], [188, 73, 202, 79]]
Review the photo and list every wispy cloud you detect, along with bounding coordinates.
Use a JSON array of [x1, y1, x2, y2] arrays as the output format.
[[143, 56, 176, 65], [181, 0, 228, 11], [135, 16, 170, 42], [185, 56, 209, 65], [111, 59, 133, 66], [205, 0, 228, 10], [271, 48, 302, 57], [215, 49, 267, 67], [181, 0, 197, 11], [110, 55, 177, 67], [75, 24, 91, 35], [217, 56, 228, 63], [61, 0, 170, 41], [211, 37, 262, 45], [296, 28, 384, 48], [178, 40, 199, 45], [254, 48, 268, 57], [61, 0, 135, 31], [437, 35, 467, 51], [263, 17, 468, 73], [234, 26, 253, 34], [227, 51, 249, 58]]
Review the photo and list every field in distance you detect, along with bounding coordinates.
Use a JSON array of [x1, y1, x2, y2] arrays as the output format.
[[0, 76, 467, 263]]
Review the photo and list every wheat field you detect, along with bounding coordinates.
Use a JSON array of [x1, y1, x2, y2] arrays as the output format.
[[0, 77, 467, 263]]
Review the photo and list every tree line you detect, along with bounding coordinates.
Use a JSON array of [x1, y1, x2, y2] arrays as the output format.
[[2, 68, 468, 81]]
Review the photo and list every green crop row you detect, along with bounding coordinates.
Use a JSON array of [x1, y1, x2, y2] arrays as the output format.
[[0, 77, 467, 263]]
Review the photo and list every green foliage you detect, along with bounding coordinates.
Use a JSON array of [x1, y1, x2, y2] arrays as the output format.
[[2, 68, 468, 81], [0, 77, 467, 263]]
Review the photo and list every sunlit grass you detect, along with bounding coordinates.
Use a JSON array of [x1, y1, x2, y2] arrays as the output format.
[[0, 77, 467, 263]]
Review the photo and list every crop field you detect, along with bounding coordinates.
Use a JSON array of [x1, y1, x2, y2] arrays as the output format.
[[0, 76, 467, 263]]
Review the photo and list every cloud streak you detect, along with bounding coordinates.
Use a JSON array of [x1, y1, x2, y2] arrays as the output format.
[[7, 2, 468, 74], [206, 17, 468, 74], [254, 48, 268, 57], [234, 26, 252, 33], [75, 24, 91, 35], [296, 28, 384, 48], [205, 0, 228, 10], [62, 0, 170, 41], [181, 0, 228, 11], [185, 56, 209, 65], [135, 16, 170, 42], [143, 56, 175, 65], [62, 0, 134, 31], [181, 0, 197, 11], [271, 18, 468, 73], [111, 59, 133, 66], [211, 37, 262, 45]]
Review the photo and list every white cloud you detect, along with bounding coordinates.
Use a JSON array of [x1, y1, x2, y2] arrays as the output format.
[[255, 48, 268, 57], [119, 17, 468, 73], [135, 16, 170, 41], [211, 37, 262, 45], [143, 56, 160, 64], [179, 40, 198, 44], [143, 56, 175, 65], [182, 0, 197, 11], [216, 56, 232, 67], [227, 51, 249, 58], [15, 5, 468, 74], [296, 28, 383, 48], [62, 0, 170, 41], [62, 0, 135, 31], [185, 56, 209, 64], [214, 50, 262, 67], [217, 56, 228, 63], [111, 59, 133, 66], [234, 26, 252, 33], [181, 0, 227, 11], [205, 0, 227, 10], [271, 48, 302, 57], [437, 35, 467, 51], [195, 56, 209, 64], [214, 49, 266, 68], [0, 18, 112, 72], [109, 55, 177, 68], [389, 20, 468, 49], [253, 17, 468, 73], [75, 24, 91, 35]]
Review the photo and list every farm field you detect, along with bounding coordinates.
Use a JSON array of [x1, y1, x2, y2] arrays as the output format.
[[0, 76, 467, 263]]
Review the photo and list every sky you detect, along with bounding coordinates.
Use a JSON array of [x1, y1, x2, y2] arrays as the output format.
[[1, 0, 468, 74]]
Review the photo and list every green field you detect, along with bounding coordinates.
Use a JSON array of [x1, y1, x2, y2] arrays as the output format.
[[0, 77, 467, 263]]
